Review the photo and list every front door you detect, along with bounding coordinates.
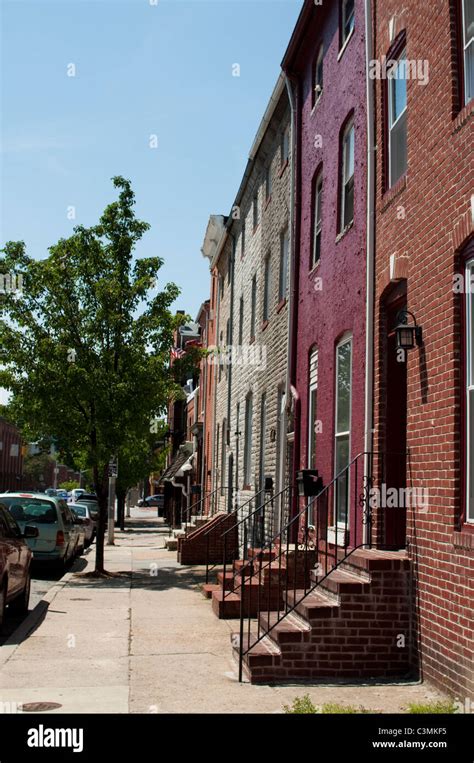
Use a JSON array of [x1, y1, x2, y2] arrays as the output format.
[[384, 298, 408, 549]]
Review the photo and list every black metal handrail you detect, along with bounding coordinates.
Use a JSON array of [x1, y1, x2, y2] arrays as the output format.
[[237, 451, 374, 682], [204, 487, 266, 584], [179, 486, 231, 537], [219, 484, 295, 600]]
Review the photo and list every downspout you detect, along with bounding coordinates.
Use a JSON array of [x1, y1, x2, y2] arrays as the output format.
[[200, 308, 209, 507], [285, 71, 300, 518], [364, 0, 375, 545], [211, 273, 221, 514]]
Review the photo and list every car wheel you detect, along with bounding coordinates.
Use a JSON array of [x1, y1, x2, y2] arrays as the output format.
[[0, 580, 7, 632], [9, 572, 31, 615]]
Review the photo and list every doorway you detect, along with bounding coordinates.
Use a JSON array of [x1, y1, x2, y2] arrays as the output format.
[[383, 286, 408, 548]]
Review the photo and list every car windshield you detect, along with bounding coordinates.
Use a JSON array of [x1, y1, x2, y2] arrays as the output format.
[[1, 497, 58, 524], [73, 505, 86, 516]]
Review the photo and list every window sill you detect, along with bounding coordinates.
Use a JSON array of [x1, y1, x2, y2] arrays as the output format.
[[264, 195, 272, 210], [452, 98, 474, 134], [337, 27, 354, 62], [311, 93, 323, 117], [253, 223, 260, 235], [336, 220, 354, 243], [381, 174, 407, 212], [309, 259, 321, 277], [249, 336, 256, 345], [279, 160, 289, 178], [242, 485, 252, 492], [261, 319, 269, 332], [276, 297, 287, 313]]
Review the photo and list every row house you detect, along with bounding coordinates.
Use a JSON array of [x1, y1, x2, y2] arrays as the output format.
[[170, 0, 473, 700]]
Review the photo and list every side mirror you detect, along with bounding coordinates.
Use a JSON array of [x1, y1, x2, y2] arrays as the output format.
[[24, 525, 39, 539]]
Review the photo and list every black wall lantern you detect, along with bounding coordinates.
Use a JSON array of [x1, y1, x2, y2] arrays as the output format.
[[394, 309, 423, 350], [296, 469, 323, 497]]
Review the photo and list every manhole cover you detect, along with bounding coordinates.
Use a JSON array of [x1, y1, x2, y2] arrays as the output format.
[[22, 702, 62, 712]]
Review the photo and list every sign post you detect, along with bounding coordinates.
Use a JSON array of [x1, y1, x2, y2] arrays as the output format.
[[107, 457, 118, 545]]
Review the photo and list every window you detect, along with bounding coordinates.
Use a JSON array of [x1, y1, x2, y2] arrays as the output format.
[[313, 44, 324, 107], [241, 219, 246, 258], [340, 119, 354, 231], [312, 171, 323, 268], [278, 228, 289, 302], [216, 424, 220, 488], [461, 0, 474, 104], [253, 191, 259, 230], [308, 348, 319, 470], [341, 0, 355, 47], [221, 419, 227, 495], [281, 126, 290, 166], [238, 296, 244, 345], [388, 48, 408, 187], [334, 336, 352, 527], [250, 275, 257, 340], [466, 258, 474, 522], [259, 393, 267, 492], [265, 164, 272, 201], [263, 255, 271, 322], [243, 393, 253, 486]]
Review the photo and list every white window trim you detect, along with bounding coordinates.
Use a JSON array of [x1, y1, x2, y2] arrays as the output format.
[[332, 335, 353, 538], [388, 49, 408, 188], [340, 122, 354, 232], [466, 258, 474, 522], [462, 0, 474, 104]]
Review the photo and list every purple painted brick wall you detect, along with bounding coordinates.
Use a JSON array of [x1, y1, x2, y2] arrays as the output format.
[[286, 0, 368, 541]]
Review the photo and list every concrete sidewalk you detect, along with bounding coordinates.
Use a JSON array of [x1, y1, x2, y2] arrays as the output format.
[[0, 509, 446, 714]]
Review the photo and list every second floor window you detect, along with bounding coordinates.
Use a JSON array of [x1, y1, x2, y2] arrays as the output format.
[[243, 393, 253, 487], [241, 219, 246, 257], [461, 0, 474, 104], [238, 296, 244, 345], [263, 255, 271, 322], [250, 275, 257, 340], [253, 191, 259, 230], [341, 0, 355, 48], [313, 44, 324, 106], [278, 228, 289, 302], [281, 126, 290, 166], [265, 164, 272, 201], [388, 47, 408, 187], [340, 120, 354, 231], [312, 171, 323, 268]]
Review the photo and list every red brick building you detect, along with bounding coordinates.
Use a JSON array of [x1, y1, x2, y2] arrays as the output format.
[[372, 0, 474, 699]]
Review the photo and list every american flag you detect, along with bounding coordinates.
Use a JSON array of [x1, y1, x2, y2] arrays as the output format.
[[170, 347, 185, 360]]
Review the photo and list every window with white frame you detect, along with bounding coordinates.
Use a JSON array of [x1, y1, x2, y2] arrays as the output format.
[[334, 336, 352, 527], [263, 255, 271, 322], [312, 171, 323, 268], [243, 392, 253, 487], [278, 228, 289, 302], [340, 120, 354, 231], [388, 47, 408, 187], [250, 274, 257, 340], [341, 0, 355, 47], [462, 0, 474, 104], [466, 258, 474, 522], [313, 44, 324, 106], [308, 348, 319, 471]]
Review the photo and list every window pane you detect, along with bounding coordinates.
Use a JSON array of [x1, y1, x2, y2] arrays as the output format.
[[343, 0, 355, 40], [344, 126, 354, 183], [343, 177, 354, 229], [263, 258, 270, 320], [335, 435, 350, 523], [465, 39, 474, 103], [336, 340, 352, 433], [464, 0, 474, 42], [279, 230, 289, 300], [390, 52, 407, 123], [309, 387, 318, 469], [390, 109, 407, 185]]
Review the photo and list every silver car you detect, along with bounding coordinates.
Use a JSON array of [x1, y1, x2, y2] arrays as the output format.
[[0, 493, 82, 571], [69, 503, 94, 546]]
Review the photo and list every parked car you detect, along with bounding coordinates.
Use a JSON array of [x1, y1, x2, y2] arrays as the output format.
[[0, 493, 82, 571], [75, 495, 100, 529], [138, 494, 165, 514], [69, 503, 95, 546], [0, 502, 38, 629], [69, 488, 86, 503]]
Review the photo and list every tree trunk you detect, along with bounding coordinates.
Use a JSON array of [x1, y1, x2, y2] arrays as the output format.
[[93, 462, 109, 574], [116, 488, 126, 531]]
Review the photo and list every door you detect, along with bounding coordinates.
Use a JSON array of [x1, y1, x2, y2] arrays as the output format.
[[384, 299, 408, 548]]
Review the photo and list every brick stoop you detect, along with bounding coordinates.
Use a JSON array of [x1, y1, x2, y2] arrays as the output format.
[[177, 512, 239, 565], [207, 548, 317, 619], [231, 548, 412, 683]]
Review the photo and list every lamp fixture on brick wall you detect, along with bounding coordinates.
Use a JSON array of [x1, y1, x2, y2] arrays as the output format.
[[394, 309, 423, 350]]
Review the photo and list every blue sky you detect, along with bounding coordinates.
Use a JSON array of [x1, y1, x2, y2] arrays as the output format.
[[1, 0, 303, 321]]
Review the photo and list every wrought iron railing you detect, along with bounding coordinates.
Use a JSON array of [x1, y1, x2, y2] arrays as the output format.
[[179, 486, 231, 537], [236, 451, 375, 681]]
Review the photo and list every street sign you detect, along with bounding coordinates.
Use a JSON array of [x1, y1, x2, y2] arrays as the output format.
[[108, 458, 118, 478]]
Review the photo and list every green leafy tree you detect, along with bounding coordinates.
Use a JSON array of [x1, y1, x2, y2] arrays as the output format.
[[58, 480, 80, 492], [0, 177, 181, 573]]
